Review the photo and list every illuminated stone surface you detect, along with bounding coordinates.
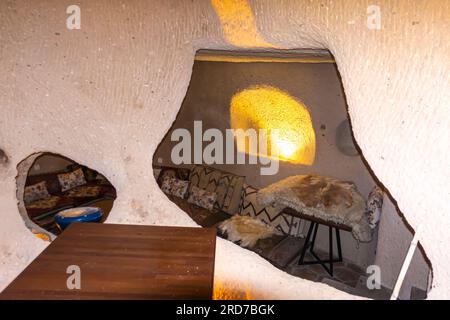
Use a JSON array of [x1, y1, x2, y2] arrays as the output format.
[[230, 86, 316, 164]]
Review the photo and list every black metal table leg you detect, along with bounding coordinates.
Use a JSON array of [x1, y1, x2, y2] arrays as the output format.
[[298, 222, 344, 277], [336, 228, 343, 262], [298, 221, 316, 265], [329, 226, 333, 276], [311, 223, 319, 250]]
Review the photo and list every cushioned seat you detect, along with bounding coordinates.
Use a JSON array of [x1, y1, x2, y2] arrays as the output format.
[[26, 196, 75, 219]]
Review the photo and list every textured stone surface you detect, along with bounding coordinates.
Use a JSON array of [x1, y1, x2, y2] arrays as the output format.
[[0, 0, 449, 299]]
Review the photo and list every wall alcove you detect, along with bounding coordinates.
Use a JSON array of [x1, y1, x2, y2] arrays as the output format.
[[152, 49, 432, 300], [16, 152, 117, 240]]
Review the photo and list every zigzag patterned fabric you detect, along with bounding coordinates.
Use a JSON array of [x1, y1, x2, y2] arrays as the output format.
[[238, 183, 305, 236], [188, 165, 244, 214]]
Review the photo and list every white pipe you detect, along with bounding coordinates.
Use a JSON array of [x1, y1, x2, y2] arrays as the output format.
[[390, 224, 423, 300]]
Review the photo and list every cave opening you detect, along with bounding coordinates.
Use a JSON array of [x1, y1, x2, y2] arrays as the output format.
[[151, 49, 432, 300], [16, 152, 117, 239]]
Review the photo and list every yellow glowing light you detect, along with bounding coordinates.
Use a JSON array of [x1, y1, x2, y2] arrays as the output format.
[[210, 0, 275, 48], [31, 229, 50, 242], [273, 138, 297, 158], [230, 86, 316, 165], [213, 280, 252, 300]]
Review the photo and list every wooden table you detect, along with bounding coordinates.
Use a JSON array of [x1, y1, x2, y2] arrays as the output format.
[[0, 223, 216, 299]]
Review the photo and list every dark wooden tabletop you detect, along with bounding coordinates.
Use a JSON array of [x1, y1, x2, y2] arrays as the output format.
[[0, 223, 216, 300]]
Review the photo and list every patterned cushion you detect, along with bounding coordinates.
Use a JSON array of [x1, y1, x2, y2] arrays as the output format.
[[222, 175, 245, 214], [189, 165, 224, 207], [26, 173, 61, 195], [188, 165, 221, 191], [156, 166, 191, 186], [187, 186, 217, 211], [57, 168, 87, 192], [161, 176, 189, 199], [239, 183, 303, 236], [214, 174, 233, 210], [24, 181, 51, 205], [65, 164, 98, 182]]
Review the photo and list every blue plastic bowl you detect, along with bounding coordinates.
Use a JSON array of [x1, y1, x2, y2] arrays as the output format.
[[55, 207, 103, 230]]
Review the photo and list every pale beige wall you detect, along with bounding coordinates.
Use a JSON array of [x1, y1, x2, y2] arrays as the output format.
[[0, 0, 448, 299], [375, 195, 431, 298]]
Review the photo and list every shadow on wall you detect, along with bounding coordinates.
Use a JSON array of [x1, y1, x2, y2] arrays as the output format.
[[0, 148, 9, 166]]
